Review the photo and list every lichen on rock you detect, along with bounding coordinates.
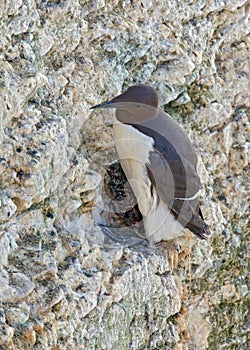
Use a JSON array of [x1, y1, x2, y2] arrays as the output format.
[[0, 0, 249, 349]]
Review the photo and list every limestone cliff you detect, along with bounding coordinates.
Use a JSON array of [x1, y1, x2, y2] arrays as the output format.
[[0, 1, 249, 349]]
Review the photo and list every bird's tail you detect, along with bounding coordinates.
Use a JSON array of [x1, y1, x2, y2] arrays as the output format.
[[186, 209, 211, 240]]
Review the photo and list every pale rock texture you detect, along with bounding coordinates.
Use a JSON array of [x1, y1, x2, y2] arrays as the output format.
[[0, 0, 249, 349]]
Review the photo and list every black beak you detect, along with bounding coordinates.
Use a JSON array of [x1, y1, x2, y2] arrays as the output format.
[[90, 99, 115, 110]]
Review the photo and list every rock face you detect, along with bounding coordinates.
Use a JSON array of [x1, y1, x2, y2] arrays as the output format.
[[0, 1, 249, 349]]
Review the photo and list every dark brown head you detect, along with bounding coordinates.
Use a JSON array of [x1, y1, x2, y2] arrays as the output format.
[[110, 84, 158, 108], [90, 85, 159, 124]]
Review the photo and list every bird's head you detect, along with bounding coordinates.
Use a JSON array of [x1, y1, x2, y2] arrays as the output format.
[[90, 85, 159, 125]]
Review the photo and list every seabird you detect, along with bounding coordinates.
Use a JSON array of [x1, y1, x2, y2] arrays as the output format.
[[91, 84, 210, 244]]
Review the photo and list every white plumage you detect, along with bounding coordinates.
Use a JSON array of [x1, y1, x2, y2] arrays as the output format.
[[91, 84, 210, 242], [113, 121, 184, 244]]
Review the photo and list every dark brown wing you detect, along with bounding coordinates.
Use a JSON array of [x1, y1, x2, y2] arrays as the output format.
[[129, 108, 210, 239], [133, 113, 210, 239], [146, 150, 210, 239]]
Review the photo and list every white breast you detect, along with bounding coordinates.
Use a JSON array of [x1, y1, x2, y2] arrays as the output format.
[[113, 121, 157, 216], [113, 121, 185, 243]]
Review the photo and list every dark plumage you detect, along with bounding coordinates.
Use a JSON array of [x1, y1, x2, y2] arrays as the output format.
[[91, 85, 210, 242]]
